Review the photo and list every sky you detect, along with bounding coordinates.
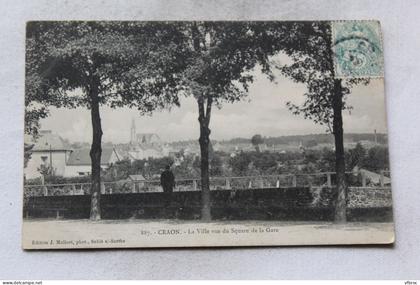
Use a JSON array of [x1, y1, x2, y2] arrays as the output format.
[[39, 68, 388, 144]]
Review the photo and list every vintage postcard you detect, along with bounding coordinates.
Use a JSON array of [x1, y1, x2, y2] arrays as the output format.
[[23, 20, 394, 249]]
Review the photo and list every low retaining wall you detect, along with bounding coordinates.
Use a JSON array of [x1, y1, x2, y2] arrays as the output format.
[[310, 187, 393, 208], [347, 187, 393, 208], [23, 187, 393, 222]]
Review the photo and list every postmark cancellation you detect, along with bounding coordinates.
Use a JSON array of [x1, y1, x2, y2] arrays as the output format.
[[332, 20, 384, 78]]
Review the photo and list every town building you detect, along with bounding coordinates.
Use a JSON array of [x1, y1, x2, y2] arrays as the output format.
[[127, 118, 168, 160], [24, 130, 122, 179], [64, 148, 121, 177], [24, 130, 72, 179]]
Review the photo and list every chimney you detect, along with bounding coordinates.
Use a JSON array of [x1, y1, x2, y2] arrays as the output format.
[[374, 129, 378, 145]]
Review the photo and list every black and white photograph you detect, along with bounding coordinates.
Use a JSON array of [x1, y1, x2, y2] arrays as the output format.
[[22, 20, 394, 249]]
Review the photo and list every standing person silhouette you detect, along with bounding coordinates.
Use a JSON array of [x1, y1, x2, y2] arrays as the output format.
[[160, 165, 175, 213]]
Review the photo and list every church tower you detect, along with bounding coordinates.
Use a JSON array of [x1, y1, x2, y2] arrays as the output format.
[[130, 118, 136, 144]]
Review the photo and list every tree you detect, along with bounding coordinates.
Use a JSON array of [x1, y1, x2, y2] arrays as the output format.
[[318, 147, 336, 172], [363, 146, 389, 172], [277, 22, 369, 222], [160, 22, 293, 220], [346, 142, 366, 170], [23, 144, 34, 169], [25, 34, 51, 138], [304, 139, 318, 148], [209, 152, 223, 176], [26, 22, 185, 220], [229, 151, 252, 176], [251, 134, 264, 152]]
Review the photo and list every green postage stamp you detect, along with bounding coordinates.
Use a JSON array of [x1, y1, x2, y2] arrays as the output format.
[[332, 20, 384, 78]]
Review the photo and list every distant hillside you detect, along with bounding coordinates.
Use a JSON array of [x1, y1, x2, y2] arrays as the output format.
[[169, 133, 388, 146]]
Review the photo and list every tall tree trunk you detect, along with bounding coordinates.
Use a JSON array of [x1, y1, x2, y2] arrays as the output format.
[[198, 97, 212, 221], [332, 78, 347, 223], [191, 23, 213, 221], [89, 83, 103, 221]]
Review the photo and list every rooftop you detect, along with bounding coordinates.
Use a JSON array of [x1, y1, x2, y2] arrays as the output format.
[[67, 148, 117, 166], [128, 174, 146, 181], [26, 130, 70, 151], [136, 133, 161, 144]]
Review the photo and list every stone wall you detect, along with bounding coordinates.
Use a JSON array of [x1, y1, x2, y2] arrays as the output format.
[[310, 187, 393, 208], [24, 187, 393, 222], [347, 187, 393, 208]]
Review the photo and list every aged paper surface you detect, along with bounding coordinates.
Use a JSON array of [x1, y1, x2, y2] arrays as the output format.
[[23, 20, 394, 249]]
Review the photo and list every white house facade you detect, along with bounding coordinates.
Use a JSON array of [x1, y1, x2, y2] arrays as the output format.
[[64, 148, 121, 177], [24, 130, 72, 179], [24, 130, 122, 179]]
